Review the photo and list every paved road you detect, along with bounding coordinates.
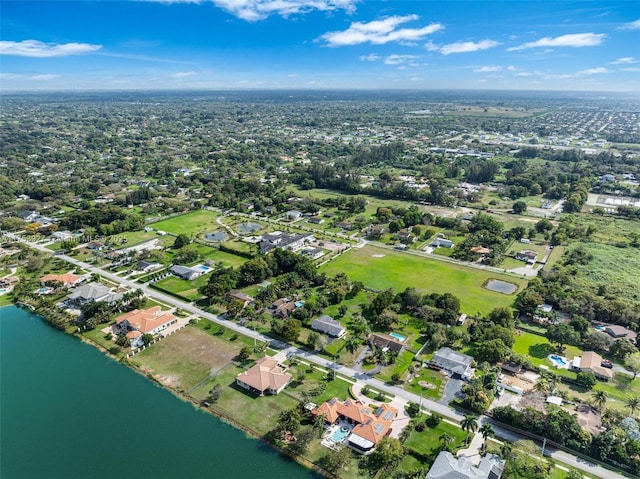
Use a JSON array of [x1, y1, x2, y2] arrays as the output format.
[[5, 231, 630, 479]]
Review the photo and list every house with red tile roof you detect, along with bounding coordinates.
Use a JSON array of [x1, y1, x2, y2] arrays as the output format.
[[40, 273, 84, 288], [236, 356, 292, 396], [314, 398, 398, 453], [115, 306, 177, 337]]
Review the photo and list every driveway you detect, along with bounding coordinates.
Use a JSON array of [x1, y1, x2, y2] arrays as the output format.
[[439, 376, 465, 405]]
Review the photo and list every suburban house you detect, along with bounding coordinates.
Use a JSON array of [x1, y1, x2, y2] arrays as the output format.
[[16, 210, 39, 222], [40, 273, 84, 288], [426, 451, 504, 479], [367, 333, 406, 353], [115, 306, 177, 343], [603, 324, 637, 343], [259, 231, 314, 254], [308, 216, 324, 224], [227, 290, 254, 308], [137, 260, 162, 273], [429, 347, 474, 380], [52, 230, 75, 242], [572, 351, 614, 381], [300, 247, 326, 260], [431, 238, 454, 248], [0, 276, 19, 289], [235, 356, 292, 395], [67, 282, 123, 306], [170, 264, 203, 281], [311, 315, 346, 338], [533, 303, 554, 324], [269, 298, 298, 319], [313, 398, 398, 454], [286, 210, 303, 220], [86, 241, 106, 251], [515, 250, 538, 264], [470, 245, 492, 255]]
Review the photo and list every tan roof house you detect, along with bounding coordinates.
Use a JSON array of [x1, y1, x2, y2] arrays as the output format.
[[572, 351, 614, 380], [115, 306, 177, 336], [40, 273, 84, 288], [313, 398, 398, 453], [236, 356, 292, 395]]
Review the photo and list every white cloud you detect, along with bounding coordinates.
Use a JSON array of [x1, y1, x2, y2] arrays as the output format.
[[610, 57, 637, 65], [515, 72, 533, 77], [174, 0, 360, 22], [359, 53, 380, 61], [473, 65, 502, 73], [169, 71, 196, 78], [619, 18, 640, 30], [507, 32, 605, 51], [426, 39, 499, 55], [540, 67, 611, 80], [621, 67, 640, 72], [507, 65, 517, 71], [0, 73, 60, 80], [320, 15, 443, 46], [384, 54, 418, 65], [0, 40, 102, 57]]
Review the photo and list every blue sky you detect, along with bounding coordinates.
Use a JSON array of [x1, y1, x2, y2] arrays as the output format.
[[1, 1, 639, 91]]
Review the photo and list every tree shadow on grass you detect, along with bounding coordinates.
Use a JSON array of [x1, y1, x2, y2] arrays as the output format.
[[613, 374, 633, 392], [529, 343, 554, 359]]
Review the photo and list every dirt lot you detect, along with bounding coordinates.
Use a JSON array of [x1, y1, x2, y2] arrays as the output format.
[[130, 326, 242, 390]]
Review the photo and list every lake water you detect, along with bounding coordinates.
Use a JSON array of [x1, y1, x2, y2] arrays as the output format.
[[484, 279, 518, 294], [0, 306, 319, 479]]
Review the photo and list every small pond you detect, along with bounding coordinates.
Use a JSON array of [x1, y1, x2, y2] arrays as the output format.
[[204, 231, 228, 242], [484, 279, 518, 294], [238, 222, 262, 234]]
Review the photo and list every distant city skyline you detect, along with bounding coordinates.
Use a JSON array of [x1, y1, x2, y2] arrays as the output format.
[[1, 0, 639, 92]]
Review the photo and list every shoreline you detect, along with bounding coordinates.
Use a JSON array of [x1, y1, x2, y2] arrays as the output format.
[[10, 303, 332, 479]]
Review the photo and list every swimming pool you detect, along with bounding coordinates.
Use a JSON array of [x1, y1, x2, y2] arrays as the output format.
[[331, 426, 350, 443], [0, 288, 7, 294], [193, 264, 212, 272], [595, 325, 604, 331], [390, 332, 407, 342], [549, 354, 568, 368], [295, 301, 305, 308]]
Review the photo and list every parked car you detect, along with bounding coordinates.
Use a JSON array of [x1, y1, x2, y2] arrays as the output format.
[[601, 360, 613, 369]]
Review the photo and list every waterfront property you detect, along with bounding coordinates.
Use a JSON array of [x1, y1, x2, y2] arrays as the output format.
[[115, 306, 177, 347], [235, 356, 292, 396], [66, 282, 123, 307], [314, 398, 398, 454], [40, 272, 84, 288]]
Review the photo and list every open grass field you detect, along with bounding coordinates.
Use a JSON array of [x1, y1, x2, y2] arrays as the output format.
[[150, 210, 220, 236], [129, 326, 242, 391], [565, 241, 640, 303], [320, 245, 528, 315], [403, 420, 466, 460], [405, 368, 446, 401]]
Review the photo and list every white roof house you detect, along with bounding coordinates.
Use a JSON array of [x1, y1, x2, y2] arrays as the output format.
[[426, 451, 504, 479], [311, 315, 346, 338]]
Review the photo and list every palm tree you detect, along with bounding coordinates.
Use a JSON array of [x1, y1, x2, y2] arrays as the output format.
[[499, 442, 513, 460], [344, 336, 361, 355], [460, 414, 478, 445], [534, 378, 550, 395], [439, 433, 453, 451], [591, 390, 608, 411], [626, 397, 640, 416], [479, 423, 493, 452]]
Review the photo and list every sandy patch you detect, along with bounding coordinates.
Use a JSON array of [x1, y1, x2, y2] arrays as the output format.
[[157, 374, 180, 388], [372, 254, 386, 258]]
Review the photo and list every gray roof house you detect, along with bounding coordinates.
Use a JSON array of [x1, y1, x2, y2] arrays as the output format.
[[170, 264, 202, 280], [67, 282, 123, 306], [430, 347, 474, 379], [311, 315, 346, 338], [259, 232, 313, 254], [426, 451, 504, 479], [431, 238, 454, 248]]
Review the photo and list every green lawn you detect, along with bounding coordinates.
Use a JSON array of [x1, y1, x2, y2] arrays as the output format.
[[152, 275, 209, 301], [320, 245, 528, 315], [405, 368, 446, 401], [150, 210, 220, 237], [512, 331, 583, 377], [403, 420, 466, 457]]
